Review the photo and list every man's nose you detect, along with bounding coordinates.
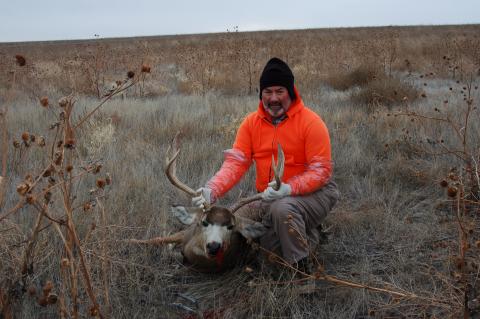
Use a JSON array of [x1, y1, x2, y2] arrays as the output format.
[[268, 93, 279, 101]]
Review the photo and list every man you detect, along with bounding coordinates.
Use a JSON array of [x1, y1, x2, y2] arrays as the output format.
[[192, 57, 339, 271]]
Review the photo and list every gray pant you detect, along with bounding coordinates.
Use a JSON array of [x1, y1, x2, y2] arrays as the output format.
[[236, 181, 339, 264]]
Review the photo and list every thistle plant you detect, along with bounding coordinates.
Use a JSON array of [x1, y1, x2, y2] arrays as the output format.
[[0, 54, 150, 318], [389, 66, 479, 317]]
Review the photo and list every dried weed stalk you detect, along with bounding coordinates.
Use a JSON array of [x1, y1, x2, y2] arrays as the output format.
[[390, 69, 479, 317], [0, 55, 149, 318]]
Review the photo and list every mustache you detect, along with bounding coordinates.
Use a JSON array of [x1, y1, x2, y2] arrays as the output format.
[[266, 102, 282, 107]]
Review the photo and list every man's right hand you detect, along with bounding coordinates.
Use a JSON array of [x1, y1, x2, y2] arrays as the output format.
[[192, 187, 212, 210]]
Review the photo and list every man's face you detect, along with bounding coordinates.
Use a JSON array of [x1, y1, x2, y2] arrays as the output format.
[[261, 86, 292, 119]]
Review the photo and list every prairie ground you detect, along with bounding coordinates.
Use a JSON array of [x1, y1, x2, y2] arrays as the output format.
[[1, 25, 480, 318]]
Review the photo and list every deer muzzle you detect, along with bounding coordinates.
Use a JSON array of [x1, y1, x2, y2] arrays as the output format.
[[206, 242, 222, 256]]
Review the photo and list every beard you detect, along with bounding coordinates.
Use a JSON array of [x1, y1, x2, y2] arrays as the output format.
[[265, 102, 285, 117]]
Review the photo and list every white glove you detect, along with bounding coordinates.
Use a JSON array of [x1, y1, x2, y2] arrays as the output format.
[[192, 187, 212, 209], [262, 181, 292, 201]]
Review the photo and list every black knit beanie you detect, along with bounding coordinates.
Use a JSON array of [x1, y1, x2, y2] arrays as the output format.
[[259, 57, 295, 100]]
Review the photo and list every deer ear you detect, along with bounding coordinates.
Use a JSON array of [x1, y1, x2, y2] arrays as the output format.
[[235, 216, 267, 239], [170, 206, 202, 225]]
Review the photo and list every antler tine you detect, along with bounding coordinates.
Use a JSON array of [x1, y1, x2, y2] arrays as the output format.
[[231, 143, 285, 213], [164, 133, 198, 197], [271, 143, 285, 191]]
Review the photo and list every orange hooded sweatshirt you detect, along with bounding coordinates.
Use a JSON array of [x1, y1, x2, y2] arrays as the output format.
[[206, 87, 332, 201]]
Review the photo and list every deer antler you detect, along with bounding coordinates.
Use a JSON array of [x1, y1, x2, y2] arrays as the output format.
[[165, 133, 198, 197], [271, 143, 284, 191], [231, 143, 284, 213]]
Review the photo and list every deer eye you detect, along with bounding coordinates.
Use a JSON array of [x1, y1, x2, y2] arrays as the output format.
[[201, 220, 209, 227], [227, 225, 234, 230]]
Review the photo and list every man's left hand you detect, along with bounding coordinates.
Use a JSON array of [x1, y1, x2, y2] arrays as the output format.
[[262, 181, 292, 201]]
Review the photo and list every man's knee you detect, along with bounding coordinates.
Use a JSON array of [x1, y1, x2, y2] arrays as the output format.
[[268, 197, 300, 221]]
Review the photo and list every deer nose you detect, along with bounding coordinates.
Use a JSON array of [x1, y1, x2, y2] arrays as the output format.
[[206, 242, 221, 255]]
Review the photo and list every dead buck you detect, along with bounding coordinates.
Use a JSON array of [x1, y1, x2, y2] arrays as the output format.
[[130, 135, 285, 272]]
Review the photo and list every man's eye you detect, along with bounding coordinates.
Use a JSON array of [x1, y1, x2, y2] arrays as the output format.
[[202, 220, 209, 227]]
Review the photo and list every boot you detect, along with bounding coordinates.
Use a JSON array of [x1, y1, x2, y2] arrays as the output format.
[[295, 257, 312, 276], [292, 257, 316, 294]]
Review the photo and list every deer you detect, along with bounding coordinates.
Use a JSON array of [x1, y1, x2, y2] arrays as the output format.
[[129, 134, 285, 273]]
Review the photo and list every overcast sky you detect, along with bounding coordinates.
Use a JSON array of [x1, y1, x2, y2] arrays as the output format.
[[1, 0, 479, 42]]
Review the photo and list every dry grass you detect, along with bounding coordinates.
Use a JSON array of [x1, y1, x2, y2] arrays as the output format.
[[350, 76, 420, 109], [325, 65, 379, 91], [1, 25, 480, 318]]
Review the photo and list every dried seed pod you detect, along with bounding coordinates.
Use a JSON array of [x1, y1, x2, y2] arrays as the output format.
[[57, 140, 63, 148], [15, 54, 26, 66], [127, 71, 135, 79], [66, 165, 73, 173], [93, 164, 102, 174], [96, 178, 106, 189], [40, 97, 49, 107], [447, 186, 458, 198], [37, 296, 48, 307], [105, 173, 111, 185], [37, 136, 46, 147], [26, 195, 35, 204], [43, 281, 54, 296], [43, 167, 53, 178], [83, 202, 92, 212], [448, 172, 458, 181], [54, 152, 63, 165], [58, 97, 68, 108], [89, 305, 99, 316], [13, 140, 20, 148], [21, 132, 30, 142], [60, 258, 69, 268], [141, 65, 151, 73], [47, 293, 58, 305], [440, 180, 448, 188], [17, 183, 29, 196], [64, 138, 76, 149]]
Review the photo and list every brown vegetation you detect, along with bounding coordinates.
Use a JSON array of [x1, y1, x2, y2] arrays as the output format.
[[0, 24, 479, 318]]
